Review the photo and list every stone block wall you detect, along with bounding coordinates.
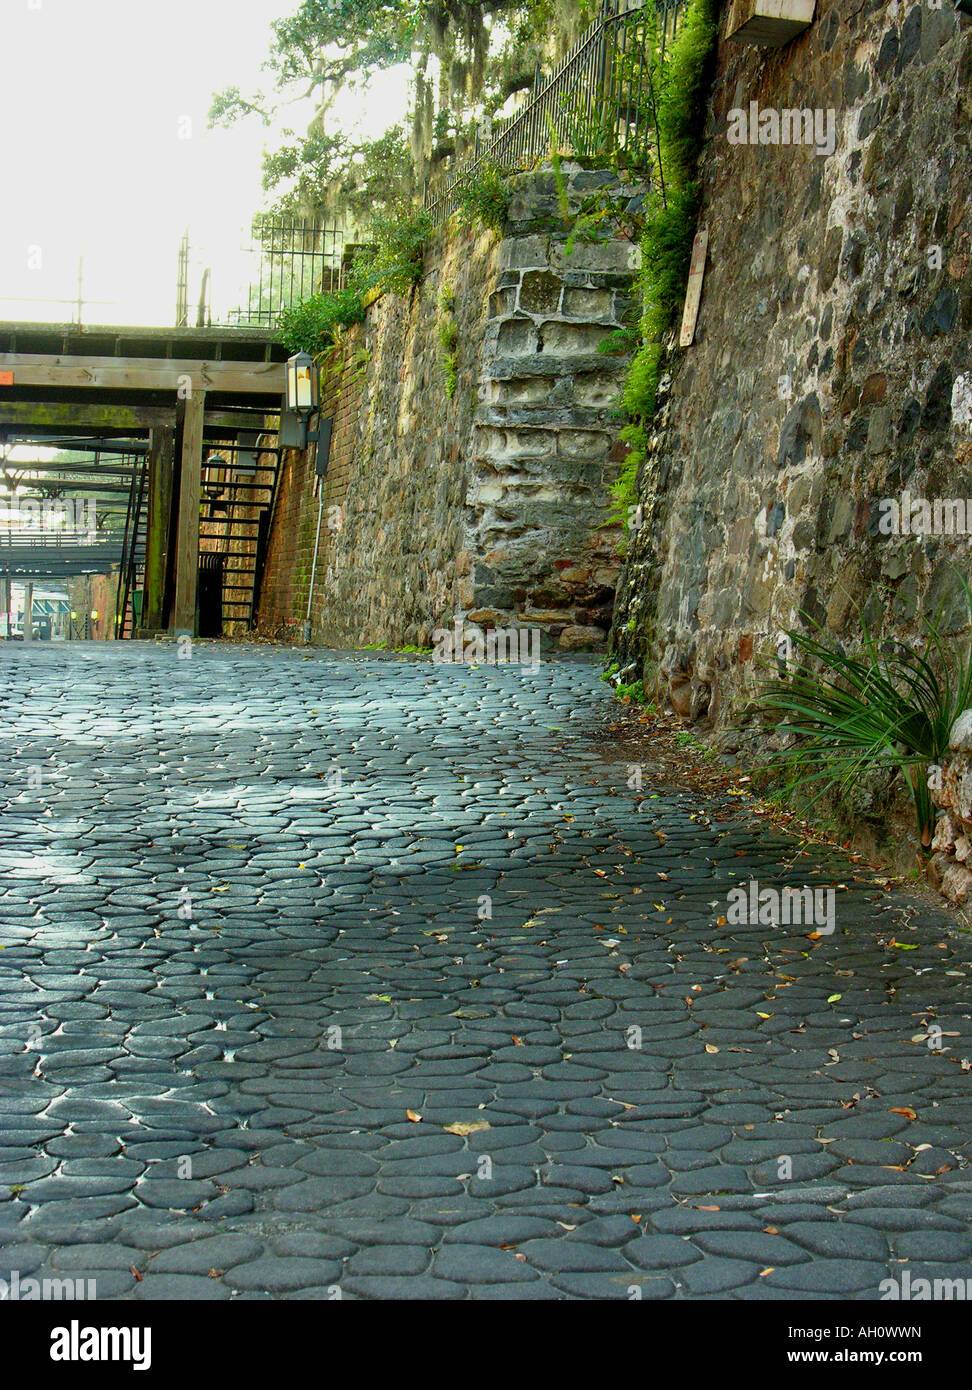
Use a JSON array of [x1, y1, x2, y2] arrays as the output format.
[[931, 713, 972, 904], [256, 166, 641, 650], [611, 0, 972, 761]]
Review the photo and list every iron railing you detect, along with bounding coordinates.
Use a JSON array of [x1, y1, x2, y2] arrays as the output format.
[[0, 532, 120, 549], [425, 0, 686, 225], [221, 218, 346, 329]]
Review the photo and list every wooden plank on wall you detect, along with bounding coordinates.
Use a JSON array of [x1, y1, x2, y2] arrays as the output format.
[[173, 393, 205, 634], [679, 227, 708, 348]]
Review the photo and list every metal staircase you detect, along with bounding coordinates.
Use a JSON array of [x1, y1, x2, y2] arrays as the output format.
[[114, 445, 282, 639], [196, 454, 281, 636], [115, 456, 148, 639]]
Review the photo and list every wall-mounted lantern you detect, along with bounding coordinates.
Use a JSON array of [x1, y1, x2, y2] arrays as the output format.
[[204, 454, 228, 512], [726, 0, 816, 47], [285, 352, 321, 449], [284, 351, 333, 477]]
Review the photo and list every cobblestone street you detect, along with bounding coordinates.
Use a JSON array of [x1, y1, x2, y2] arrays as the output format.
[[1, 641, 971, 1300]]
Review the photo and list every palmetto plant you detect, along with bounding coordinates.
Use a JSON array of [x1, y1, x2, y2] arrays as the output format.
[[757, 581, 972, 849]]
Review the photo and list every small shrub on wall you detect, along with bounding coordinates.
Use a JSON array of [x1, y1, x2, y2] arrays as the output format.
[[276, 288, 366, 355]]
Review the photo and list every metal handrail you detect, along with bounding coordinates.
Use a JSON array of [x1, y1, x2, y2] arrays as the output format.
[[424, 0, 686, 226]]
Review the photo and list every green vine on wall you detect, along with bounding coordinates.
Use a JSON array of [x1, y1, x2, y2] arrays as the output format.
[[609, 0, 720, 533]]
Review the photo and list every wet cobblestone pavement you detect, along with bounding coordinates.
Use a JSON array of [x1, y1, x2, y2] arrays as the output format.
[[2, 641, 972, 1300]]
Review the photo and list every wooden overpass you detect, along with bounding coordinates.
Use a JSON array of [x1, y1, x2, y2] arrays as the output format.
[[0, 322, 288, 634]]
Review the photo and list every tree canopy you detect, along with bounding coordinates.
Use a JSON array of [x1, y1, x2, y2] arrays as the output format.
[[210, 0, 591, 224]]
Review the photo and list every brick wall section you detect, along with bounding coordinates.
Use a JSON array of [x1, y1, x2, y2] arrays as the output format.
[[258, 343, 365, 638]]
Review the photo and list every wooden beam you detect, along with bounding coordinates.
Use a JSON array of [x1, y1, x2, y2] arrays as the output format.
[[0, 354, 285, 395], [143, 425, 175, 632], [173, 393, 205, 634], [0, 402, 172, 431], [0, 400, 276, 436]]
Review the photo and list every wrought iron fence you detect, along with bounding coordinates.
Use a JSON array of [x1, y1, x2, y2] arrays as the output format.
[[425, 0, 686, 225], [221, 219, 346, 329]]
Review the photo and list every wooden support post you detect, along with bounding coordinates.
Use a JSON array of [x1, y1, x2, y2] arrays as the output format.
[[173, 392, 205, 634], [142, 424, 175, 632], [23, 582, 33, 641]]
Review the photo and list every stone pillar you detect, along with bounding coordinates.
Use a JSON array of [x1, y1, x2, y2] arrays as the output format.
[[464, 164, 642, 652]]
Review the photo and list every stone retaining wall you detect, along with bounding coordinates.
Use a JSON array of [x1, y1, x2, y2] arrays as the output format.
[[610, 0, 972, 857]]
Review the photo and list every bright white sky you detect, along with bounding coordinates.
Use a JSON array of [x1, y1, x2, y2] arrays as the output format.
[[0, 0, 410, 327]]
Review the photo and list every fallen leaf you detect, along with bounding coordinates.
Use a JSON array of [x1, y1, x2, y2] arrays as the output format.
[[443, 1120, 490, 1137], [406, 1109, 422, 1123], [890, 1107, 917, 1120]]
